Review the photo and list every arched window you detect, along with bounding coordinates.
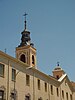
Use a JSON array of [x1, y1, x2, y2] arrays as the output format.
[[56, 75, 59, 79], [20, 54, 26, 63], [32, 55, 35, 65], [56, 88, 59, 96]]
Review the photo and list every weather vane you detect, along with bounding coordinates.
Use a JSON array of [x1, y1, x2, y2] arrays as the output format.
[[23, 12, 28, 30]]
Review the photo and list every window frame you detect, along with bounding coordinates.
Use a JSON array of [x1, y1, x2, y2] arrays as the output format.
[[0, 90, 4, 100], [66, 92, 68, 100], [20, 54, 26, 63], [32, 55, 35, 65], [12, 68, 16, 81], [0, 63, 4, 77], [45, 82, 47, 92], [26, 74, 30, 86], [62, 90, 64, 99], [56, 88, 59, 97], [37, 79, 40, 90], [51, 85, 53, 95], [70, 94, 72, 100]]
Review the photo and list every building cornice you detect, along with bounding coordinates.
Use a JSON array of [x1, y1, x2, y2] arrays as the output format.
[[0, 50, 29, 68]]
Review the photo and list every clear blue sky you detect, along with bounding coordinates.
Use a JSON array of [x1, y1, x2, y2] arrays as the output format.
[[0, 0, 75, 81]]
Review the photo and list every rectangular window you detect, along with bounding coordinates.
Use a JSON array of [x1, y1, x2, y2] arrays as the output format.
[[26, 74, 30, 86], [51, 85, 53, 95], [0, 63, 4, 77], [45, 82, 47, 92], [66, 92, 68, 100], [11, 93, 16, 100], [70, 94, 72, 100], [11, 93, 14, 100], [56, 88, 59, 96], [12, 69, 16, 81], [62, 90, 64, 98], [38, 79, 40, 90], [0, 90, 4, 100], [38, 97, 42, 100], [25, 96, 30, 100]]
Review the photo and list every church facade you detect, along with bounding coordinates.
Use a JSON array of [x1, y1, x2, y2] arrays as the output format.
[[0, 15, 75, 100]]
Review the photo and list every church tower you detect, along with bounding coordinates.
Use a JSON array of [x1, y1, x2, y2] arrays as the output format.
[[52, 62, 65, 79], [16, 13, 37, 68]]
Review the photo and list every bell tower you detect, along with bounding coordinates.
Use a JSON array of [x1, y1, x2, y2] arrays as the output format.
[[52, 62, 65, 79], [16, 13, 37, 68]]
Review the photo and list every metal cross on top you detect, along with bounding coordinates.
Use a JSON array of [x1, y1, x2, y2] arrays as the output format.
[[23, 12, 28, 30], [57, 62, 60, 66]]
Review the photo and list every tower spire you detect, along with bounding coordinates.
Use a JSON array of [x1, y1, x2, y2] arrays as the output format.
[[18, 13, 31, 47], [23, 12, 28, 30], [16, 14, 36, 68]]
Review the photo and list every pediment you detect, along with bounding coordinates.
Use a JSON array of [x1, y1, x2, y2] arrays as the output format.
[[58, 74, 74, 92]]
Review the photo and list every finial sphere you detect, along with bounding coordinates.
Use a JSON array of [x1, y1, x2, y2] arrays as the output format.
[[57, 62, 60, 66]]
